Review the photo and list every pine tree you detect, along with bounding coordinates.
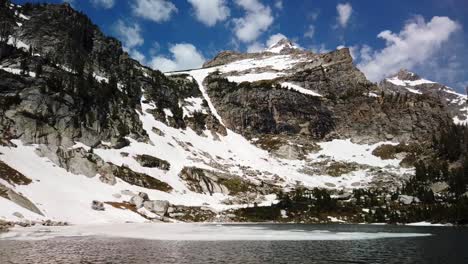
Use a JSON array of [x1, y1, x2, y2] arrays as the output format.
[[20, 58, 28, 75], [35, 62, 43, 77], [415, 161, 426, 182]]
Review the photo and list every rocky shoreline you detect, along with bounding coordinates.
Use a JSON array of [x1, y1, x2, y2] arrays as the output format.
[[0, 219, 69, 233]]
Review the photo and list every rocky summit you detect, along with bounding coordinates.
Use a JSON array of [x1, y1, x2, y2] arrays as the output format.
[[0, 1, 467, 225]]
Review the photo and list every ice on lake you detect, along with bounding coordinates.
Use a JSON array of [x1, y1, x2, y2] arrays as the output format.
[[0, 223, 432, 241]]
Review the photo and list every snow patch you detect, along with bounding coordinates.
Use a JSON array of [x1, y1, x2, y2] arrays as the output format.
[[281, 82, 321, 97], [226, 72, 282, 83], [386, 77, 435, 87], [309, 139, 401, 167]]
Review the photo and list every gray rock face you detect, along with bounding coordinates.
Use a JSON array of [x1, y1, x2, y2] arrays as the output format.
[[179, 167, 229, 195], [0, 183, 42, 215], [112, 165, 173, 192], [35, 145, 117, 185], [0, 160, 32, 186], [328, 92, 451, 143], [205, 77, 334, 139], [274, 144, 303, 160]]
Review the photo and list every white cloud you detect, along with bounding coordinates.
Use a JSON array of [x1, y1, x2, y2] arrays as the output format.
[[304, 25, 315, 39], [247, 42, 264, 53], [413, 38, 468, 92], [91, 0, 114, 9], [233, 0, 274, 43], [274, 0, 282, 9], [187, 0, 230, 26], [357, 16, 460, 82], [149, 43, 206, 72], [113, 20, 144, 49], [132, 0, 178, 23], [336, 3, 352, 28]]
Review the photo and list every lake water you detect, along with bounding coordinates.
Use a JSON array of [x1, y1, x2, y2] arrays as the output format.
[[0, 224, 467, 264]]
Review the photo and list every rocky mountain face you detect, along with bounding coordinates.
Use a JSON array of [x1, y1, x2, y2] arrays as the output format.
[[380, 69, 467, 125], [202, 47, 451, 144], [0, 1, 466, 225]]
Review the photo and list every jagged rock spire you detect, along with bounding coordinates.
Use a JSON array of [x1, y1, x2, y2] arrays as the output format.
[[265, 38, 301, 54]]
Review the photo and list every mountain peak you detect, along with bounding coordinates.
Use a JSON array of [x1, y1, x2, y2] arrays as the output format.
[[265, 38, 301, 54], [394, 69, 421, 81]]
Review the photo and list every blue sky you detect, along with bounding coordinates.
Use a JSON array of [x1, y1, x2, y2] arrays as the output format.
[[14, 0, 468, 92]]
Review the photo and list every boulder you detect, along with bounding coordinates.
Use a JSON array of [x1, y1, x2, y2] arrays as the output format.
[[143, 200, 170, 216], [430, 182, 449, 193], [121, 190, 136, 196], [13, 212, 24, 219], [399, 195, 419, 205], [135, 154, 171, 170], [274, 144, 302, 160], [130, 192, 149, 208], [99, 173, 117, 185], [91, 200, 105, 211]]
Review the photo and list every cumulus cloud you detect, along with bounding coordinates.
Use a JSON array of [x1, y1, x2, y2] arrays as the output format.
[[149, 43, 206, 72], [357, 16, 461, 82], [113, 20, 144, 49], [246, 42, 264, 53], [91, 0, 114, 9], [336, 3, 352, 28], [233, 0, 274, 43], [187, 0, 230, 26], [413, 35, 468, 92], [132, 0, 178, 23]]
